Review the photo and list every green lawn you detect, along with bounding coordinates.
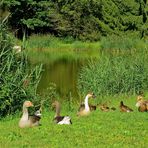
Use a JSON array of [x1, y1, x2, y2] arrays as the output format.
[[0, 98, 147, 148]]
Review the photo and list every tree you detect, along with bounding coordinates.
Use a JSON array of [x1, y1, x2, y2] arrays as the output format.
[[4, 0, 148, 40], [138, 0, 148, 37]]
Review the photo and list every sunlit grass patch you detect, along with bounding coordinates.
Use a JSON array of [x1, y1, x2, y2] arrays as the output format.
[[0, 97, 147, 148]]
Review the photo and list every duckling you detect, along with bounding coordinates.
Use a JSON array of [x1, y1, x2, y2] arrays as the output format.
[[110, 107, 116, 111], [77, 92, 96, 116], [19, 101, 41, 128], [136, 95, 148, 112], [52, 101, 72, 125], [89, 105, 97, 111], [99, 104, 110, 112], [120, 101, 133, 112]]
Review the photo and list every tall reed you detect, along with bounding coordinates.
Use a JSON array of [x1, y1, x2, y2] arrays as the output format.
[[78, 36, 148, 99], [0, 18, 42, 117]]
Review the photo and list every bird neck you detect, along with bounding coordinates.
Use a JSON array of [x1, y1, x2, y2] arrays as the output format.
[[22, 105, 29, 120], [55, 104, 61, 117], [84, 95, 90, 111], [120, 101, 124, 106]]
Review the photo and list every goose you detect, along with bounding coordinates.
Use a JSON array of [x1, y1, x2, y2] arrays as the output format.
[[52, 101, 72, 125], [120, 101, 133, 112], [19, 101, 41, 128], [79, 103, 96, 111], [77, 92, 96, 116], [30, 108, 42, 125], [136, 95, 148, 112]]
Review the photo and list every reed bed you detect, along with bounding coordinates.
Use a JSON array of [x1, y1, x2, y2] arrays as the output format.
[[25, 34, 100, 63], [78, 36, 148, 99]]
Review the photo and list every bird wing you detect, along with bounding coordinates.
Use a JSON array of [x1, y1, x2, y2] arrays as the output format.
[[29, 115, 41, 124], [53, 116, 65, 124]]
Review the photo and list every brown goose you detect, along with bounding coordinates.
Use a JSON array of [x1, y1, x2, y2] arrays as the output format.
[[120, 101, 133, 112], [136, 95, 148, 112], [19, 101, 41, 128], [52, 101, 72, 125], [77, 92, 96, 116]]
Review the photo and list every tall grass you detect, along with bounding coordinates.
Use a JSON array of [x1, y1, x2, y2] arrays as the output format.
[[26, 34, 100, 50], [25, 34, 100, 63], [100, 35, 147, 51], [78, 36, 148, 99], [0, 18, 42, 117]]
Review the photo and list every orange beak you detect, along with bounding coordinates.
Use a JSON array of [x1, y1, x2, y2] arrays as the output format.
[[27, 101, 33, 107], [30, 102, 34, 107]]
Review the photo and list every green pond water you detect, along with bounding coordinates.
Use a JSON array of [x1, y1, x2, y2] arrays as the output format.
[[37, 59, 85, 98], [36, 51, 99, 99]]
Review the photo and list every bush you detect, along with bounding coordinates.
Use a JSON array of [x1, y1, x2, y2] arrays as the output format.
[[0, 18, 42, 117]]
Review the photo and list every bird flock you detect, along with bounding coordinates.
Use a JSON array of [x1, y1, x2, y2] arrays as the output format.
[[18, 93, 148, 128]]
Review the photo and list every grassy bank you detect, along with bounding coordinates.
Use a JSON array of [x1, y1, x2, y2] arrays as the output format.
[[0, 97, 147, 148], [24, 35, 100, 63]]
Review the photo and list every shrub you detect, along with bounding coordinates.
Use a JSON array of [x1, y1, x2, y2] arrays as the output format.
[[0, 18, 42, 117]]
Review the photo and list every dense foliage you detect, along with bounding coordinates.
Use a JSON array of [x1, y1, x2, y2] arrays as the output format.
[[0, 19, 42, 117], [78, 37, 148, 97], [3, 0, 148, 40]]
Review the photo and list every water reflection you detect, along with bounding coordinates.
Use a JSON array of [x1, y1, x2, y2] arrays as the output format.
[[37, 59, 85, 98]]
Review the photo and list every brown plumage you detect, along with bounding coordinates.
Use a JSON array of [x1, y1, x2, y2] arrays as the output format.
[[29, 109, 42, 124], [52, 101, 72, 124], [99, 104, 110, 112], [136, 95, 148, 112], [120, 101, 133, 112], [110, 107, 116, 111], [97, 103, 116, 112]]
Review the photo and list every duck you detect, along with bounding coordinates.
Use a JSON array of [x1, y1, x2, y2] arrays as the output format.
[[136, 95, 148, 112], [19, 101, 41, 128], [77, 92, 96, 116], [120, 101, 133, 112], [52, 100, 72, 125]]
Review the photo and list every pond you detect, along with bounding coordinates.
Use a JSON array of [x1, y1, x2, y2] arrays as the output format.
[[37, 59, 86, 99], [35, 50, 99, 99]]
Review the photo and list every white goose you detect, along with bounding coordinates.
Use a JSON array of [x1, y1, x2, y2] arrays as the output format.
[[52, 101, 72, 125], [19, 101, 41, 128], [77, 92, 96, 116]]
